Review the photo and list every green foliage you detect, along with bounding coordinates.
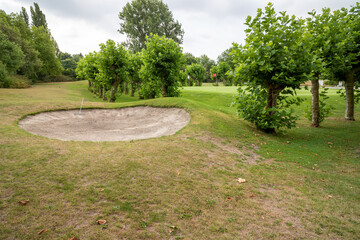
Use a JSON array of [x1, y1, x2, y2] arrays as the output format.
[[185, 63, 206, 86], [118, 0, 184, 52], [184, 52, 198, 66], [30, 2, 47, 28], [217, 47, 235, 69], [217, 62, 231, 86], [234, 84, 300, 132], [0, 32, 24, 74], [305, 88, 334, 123], [31, 26, 62, 79], [20, 7, 29, 27], [128, 51, 143, 96], [0, 62, 10, 88], [97, 40, 130, 101], [232, 3, 312, 132], [142, 34, 184, 97], [198, 54, 216, 82], [60, 52, 82, 79]]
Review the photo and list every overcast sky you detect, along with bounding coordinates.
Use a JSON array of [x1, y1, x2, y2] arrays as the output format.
[[0, 0, 358, 60]]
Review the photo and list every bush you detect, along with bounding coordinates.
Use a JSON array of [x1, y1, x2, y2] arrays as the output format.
[[9, 75, 31, 88], [234, 85, 301, 132]]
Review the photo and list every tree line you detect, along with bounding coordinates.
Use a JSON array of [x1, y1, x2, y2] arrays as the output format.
[[232, 2, 360, 132], [0, 3, 82, 88], [76, 0, 237, 103]]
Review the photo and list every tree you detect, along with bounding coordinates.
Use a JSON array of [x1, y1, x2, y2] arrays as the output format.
[[0, 32, 24, 75], [30, 2, 47, 28], [128, 51, 143, 97], [142, 34, 184, 97], [186, 63, 206, 86], [184, 52, 198, 66], [61, 52, 82, 79], [118, 0, 184, 52], [324, 3, 360, 121], [306, 9, 331, 127], [217, 62, 231, 86], [97, 40, 129, 102], [198, 54, 216, 82], [210, 65, 218, 85], [20, 7, 29, 27], [232, 3, 312, 133], [31, 26, 62, 78], [217, 47, 235, 69]]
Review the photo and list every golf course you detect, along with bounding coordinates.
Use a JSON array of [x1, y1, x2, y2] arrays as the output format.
[[0, 81, 359, 239]]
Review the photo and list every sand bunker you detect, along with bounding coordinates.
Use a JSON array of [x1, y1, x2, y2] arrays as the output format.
[[19, 107, 190, 142]]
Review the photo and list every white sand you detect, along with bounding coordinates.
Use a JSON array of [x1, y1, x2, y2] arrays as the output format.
[[19, 107, 190, 142]]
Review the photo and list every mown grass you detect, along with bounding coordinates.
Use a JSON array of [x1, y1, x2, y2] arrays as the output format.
[[0, 81, 359, 239]]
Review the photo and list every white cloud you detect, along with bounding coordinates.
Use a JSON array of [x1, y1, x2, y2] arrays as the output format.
[[1, 0, 358, 60]]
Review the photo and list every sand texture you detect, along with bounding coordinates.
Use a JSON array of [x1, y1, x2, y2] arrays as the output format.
[[19, 107, 190, 142]]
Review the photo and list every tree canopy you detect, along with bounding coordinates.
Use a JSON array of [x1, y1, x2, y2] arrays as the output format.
[[232, 3, 312, 132], [118, 0, 184, 52]]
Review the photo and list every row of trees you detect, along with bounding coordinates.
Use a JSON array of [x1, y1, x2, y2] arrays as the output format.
[[76, 35, 185, 102], [232, 2, 360, 133], [0, 3, 62, 87], [78, 0, 240, 102], [0, 3, 83, 88]]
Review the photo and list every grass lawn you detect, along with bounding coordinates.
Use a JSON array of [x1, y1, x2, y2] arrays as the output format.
[[0, 81, 359, 239]]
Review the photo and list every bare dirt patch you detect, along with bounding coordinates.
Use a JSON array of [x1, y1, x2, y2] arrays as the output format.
[[18, 107, 190, 142]]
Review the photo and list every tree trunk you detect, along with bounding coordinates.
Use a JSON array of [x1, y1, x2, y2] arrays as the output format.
[[265, 85, 282, 133], [124, 82, 129, 95], [215, 78, 218, 86], [131, 85, 135, 97], [98, 86, 102, 98], [344, 70, 355, 121], [109, 80, 120, 102], [311, 76, 320, 127], [162, 85, 168, 97], [102, 89, 107, 101]]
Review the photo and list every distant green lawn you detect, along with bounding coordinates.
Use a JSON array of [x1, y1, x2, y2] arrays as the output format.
[[0, 81, 359, 239]]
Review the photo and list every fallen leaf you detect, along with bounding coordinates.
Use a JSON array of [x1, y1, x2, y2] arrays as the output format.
[[312, 167, 315, 170], [328, 142, 333, 145], [249, 194, 256, 198], [321, 179, 325, 182], [68, 237, 78, 240], [227, 197, 231, 201], [38, 229, 47, 235], [278, 152, 282, 155], [328, 195, 333, 198], [96, 219, 107, 225], [261, 216, 265, 219], [99, 188, 104, 192], [315, 153, 318, 156], [18, 200, 30, 205], [237, 178, 246, 183]]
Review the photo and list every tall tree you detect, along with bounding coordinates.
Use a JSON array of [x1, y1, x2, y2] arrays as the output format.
[[142, 34, 184, 97], [20, 7, 29, 27], [186, 63, 206, 86], [118, 0, 184, 52], [306, 9, 329, 127], [31, 26, 62, 78], [324, 3, 360, 120], [97, 40, 129, 102], [198, 54, 216, 81], [30, 2, 47, 28], [232, 3, 312, 133]]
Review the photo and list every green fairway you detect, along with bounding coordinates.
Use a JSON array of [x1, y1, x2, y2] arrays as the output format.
[[0, 81, 359, 239]]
